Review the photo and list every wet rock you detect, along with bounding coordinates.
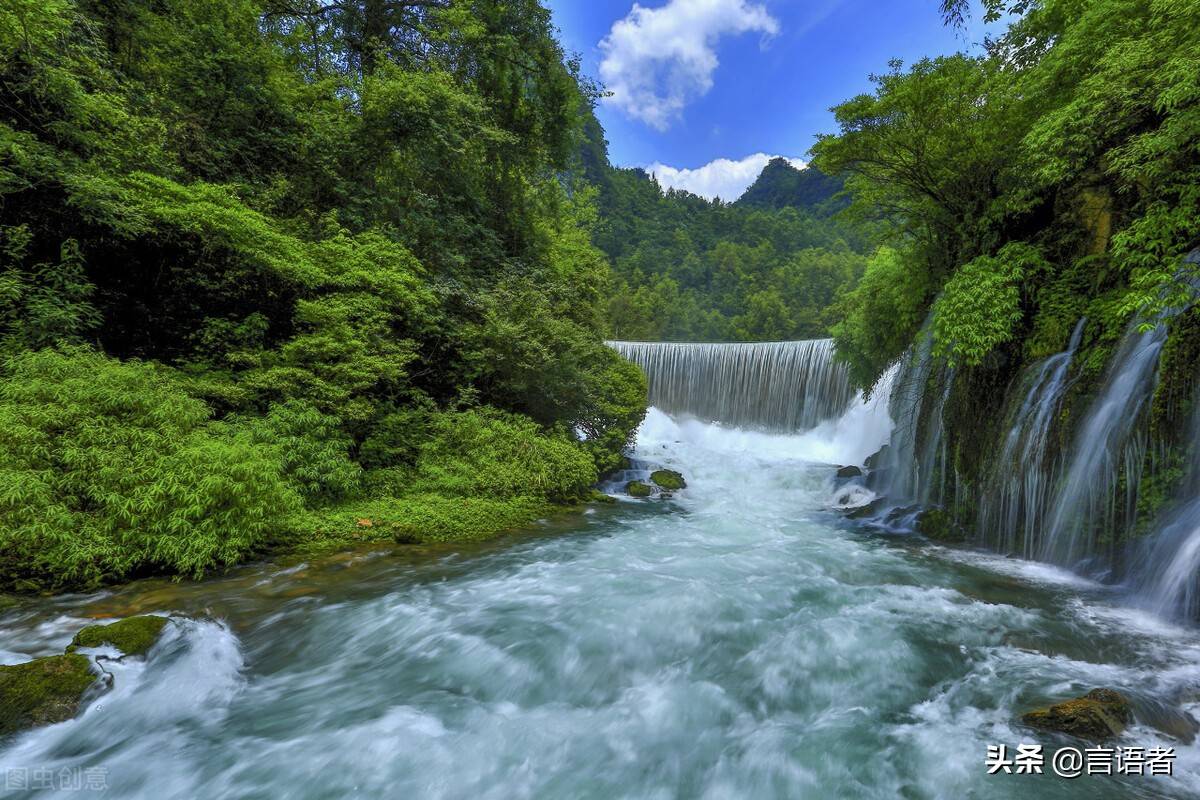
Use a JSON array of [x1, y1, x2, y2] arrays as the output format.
[[864, 445, 890, 471], [915, 508, 967, 542], [68, 615, 169, 657], [1136, 696, 1199, 744], [1022, 688, 1133, 741], [650, 470, 686, 491], [589, 490, 618, 505], [0, 654, 97, 736], [626, 481, 653, 498], [845, 498, 887, 520], [865, 467, 891, 491], [835, 465, 863, 479]]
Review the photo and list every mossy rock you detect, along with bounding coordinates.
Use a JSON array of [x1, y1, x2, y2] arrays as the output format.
[[1022, 688, 1133, 741], [835, 465, 863, 479], [68, 616, 169, 657], [915, 508, 966, 542], [589, 490, 617, 505], [626, 480, 653, 498], [649, 470, 686, 491], [0, 654, 96, 736]]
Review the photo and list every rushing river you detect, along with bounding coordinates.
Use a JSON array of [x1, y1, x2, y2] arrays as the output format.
[[2, 409, 1199, 799]]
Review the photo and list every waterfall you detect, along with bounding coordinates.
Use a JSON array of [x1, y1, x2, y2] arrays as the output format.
[[976, 319, 1086, 558], [1130, 394, 1200, 619], [608, 340, 855, 432], [874, 319, 955, 506], [1037, 321, 1169, 568]]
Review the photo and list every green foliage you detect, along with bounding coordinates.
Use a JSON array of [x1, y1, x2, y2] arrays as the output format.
[[932, 243, 1046, 367], [228, 401, 361, 503], [0, 348, 300, 590], [815, 0, 1200, 390], [830, 247, 930, 389], [593, 155, 869, 343], [413, 409, 598, 503], [295, 494, 549, 550], [0, 0, 646, 590]]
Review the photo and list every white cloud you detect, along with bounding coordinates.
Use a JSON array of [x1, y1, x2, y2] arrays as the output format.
[[599, 0, 779, 131], [648, 153, 805, 201]]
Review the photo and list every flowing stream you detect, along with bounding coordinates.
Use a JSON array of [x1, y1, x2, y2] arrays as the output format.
[[2, 353, 1200, 798]]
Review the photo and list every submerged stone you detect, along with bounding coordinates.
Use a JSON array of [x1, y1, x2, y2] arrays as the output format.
[[845, 498, 887, 519], [650, 470, 686, 491], [1022, 688, 1133, 741], [626, 481, 653, 498], [68, 615, 169, 657], [0, 654, 96, 736], [835, 465, 863, 479], [915, 508, 967, 542]]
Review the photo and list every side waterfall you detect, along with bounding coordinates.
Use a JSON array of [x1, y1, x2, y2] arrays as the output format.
[[1131, 394, 1200, 619], [1038, 321, 1169, 568], [976, 319, 1086, 559], [874, 318, 955, 506], [608, 340, 855, 432]]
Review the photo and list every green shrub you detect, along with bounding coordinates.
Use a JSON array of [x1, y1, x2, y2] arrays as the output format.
[[932, 243, 1046, 367], [413, 408, 598, 503], [228, 401, 361, 503], [0, 348, 299, 590], [358, 402, 436, 470]]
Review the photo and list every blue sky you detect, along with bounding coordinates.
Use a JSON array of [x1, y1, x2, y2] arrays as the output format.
[[545, 0, 1004, 200]]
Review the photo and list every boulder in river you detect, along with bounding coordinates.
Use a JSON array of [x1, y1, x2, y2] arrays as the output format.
[[626, 480, 653, 498], [845, 497, 887, 519], [1021, 688, 1133, 740], [68, 615, 169, 657], [835, 465, 863, 479], [864, 445, 890, 471], [914, 508, 967, 542], [0, 653, 96, 736], [650, 470, 686, 491]]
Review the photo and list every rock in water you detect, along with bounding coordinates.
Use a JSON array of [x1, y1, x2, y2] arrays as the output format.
[[835, 465, 863, 479], [650, 470, 686, 491], [1022, 688, 1133, 740], [0, 654, 97, 736], [68, 615, 169, 657], [626, 481, 653, 498], [915, 508, 967, 542]]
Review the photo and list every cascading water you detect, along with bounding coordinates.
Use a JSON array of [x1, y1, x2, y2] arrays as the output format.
[[1131, 397, 1200, 619], [608, 340, 854, 432], [873, 320, 955, 507], [976, 319, 1086, 558], [1038, 321, 1170, 568]]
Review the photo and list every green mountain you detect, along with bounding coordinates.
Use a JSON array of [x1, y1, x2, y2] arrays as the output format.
[[737, 158, 845, 214]]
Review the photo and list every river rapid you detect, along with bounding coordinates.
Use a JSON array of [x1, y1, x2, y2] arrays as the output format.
[[1, 408, 1198, 799]]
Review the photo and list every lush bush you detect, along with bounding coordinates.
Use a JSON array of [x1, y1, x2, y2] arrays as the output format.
[[0, 348, 299, 590], [227, 401, 361, 503], [932, 243, 1046, 367], [413, 408, 598, 503], [830, 247, 931, 390]]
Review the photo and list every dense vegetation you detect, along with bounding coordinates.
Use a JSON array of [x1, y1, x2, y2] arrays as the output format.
[[589, 154, 870, 342], [0, 0, 646, 591], [815, 0, 1200, 548]]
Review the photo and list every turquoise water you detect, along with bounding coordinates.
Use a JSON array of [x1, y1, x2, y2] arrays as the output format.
[[1, 410, 1197, 799]]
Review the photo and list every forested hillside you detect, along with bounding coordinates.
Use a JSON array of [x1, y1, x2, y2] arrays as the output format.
[[0, 0, 646, 591], [588, 148, 870, 342]]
